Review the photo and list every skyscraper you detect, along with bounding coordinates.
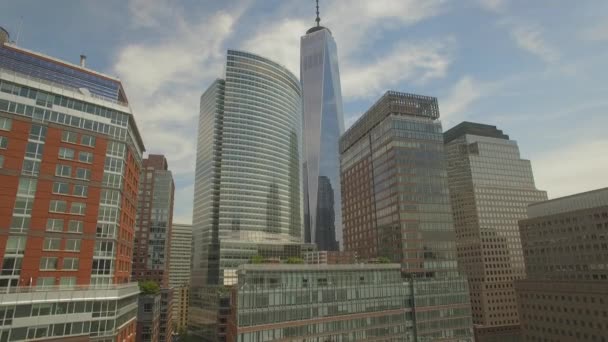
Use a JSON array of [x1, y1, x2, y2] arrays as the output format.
[[340, 91, 474, 341], [0, 29, 143, 341], [516, 188, 608, 341], [169, 223, 192, 333], [301, 2, 344, 251], [444, 122, 547, 341], [191, 50, 305, 340], [133, 154, 175, 342]]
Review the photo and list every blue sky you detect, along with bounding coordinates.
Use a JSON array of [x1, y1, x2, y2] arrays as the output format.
[[2, 0, 608, 223]]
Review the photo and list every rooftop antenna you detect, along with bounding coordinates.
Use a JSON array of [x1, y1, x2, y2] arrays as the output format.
[[315, 0, 321, 27], [15, 16, 23, 45]]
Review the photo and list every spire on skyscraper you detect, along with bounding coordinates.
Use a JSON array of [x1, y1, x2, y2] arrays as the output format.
[[306, 0, 329, 34], [315, 0, 321, 27]]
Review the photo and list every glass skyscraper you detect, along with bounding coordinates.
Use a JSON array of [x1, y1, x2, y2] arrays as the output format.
[[340, 91, 474, 341], [444, 122, 547, 341], [300, 15, 344, 251], [191, 50, 304, 340]]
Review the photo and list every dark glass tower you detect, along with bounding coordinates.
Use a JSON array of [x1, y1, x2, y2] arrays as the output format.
[[301, 4, 344, 251]]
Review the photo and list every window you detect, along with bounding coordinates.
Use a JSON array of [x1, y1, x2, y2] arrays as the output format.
[[68, 220, 83, 233], [10, 216, 30, 231], [55, 164, 72, 177], [58, 147, 75, 160], [25, 142, 44, 159], [1, 257, 22, 276], [70, 202, 86, 215], [21, 159, 40, 176], [143, 303, 153, 313], [65, 239, 81, 252], [61, 131, 77, 143], [0, 136, 7, 149], [46, 219, 64, 232], [13, 197, 33, 215], [78, 151, 93, 163], [73, 184, 88, 197], [17, 178, 37, 196], [75, 168, 90, 180], [40, 257, 58, 270], [36, 277, 55, 287], [28, 125, 47, 141], [0, 117, 11, 131], [104, 157, 123, 173], [80, 135, 96, 147], [62, 258, 79, 270], [52, 182, 69, 195], [5, 236, 26, 254], [0, 155, 3, 168], [60, 277, 76, 286], [43, 238, 61, 251], [49, 200, 67, 213], [107, 141, 125, 158]]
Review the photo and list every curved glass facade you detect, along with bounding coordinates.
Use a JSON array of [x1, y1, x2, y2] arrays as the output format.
[[301, 27, 344, 251]]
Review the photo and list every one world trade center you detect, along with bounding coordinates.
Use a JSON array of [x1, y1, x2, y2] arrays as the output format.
[[300, 1, 344, 251]]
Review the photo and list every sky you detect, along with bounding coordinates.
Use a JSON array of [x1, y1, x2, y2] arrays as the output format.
[[2, 0, 608, 224]]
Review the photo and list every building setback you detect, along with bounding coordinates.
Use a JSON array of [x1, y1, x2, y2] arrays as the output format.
[[169, 223, 192, 333], [444, 122, 547, 340], [132, 154, 175, 342], [191, 50, 305, 341], [300, 9, 344, 251], [227, 264, 414, 341], [516, 188, 608, 341], [340, 91, 474, 341], [0, 28, 143, 341]]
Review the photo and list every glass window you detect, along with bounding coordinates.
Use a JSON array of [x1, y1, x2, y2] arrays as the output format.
[[49, 200, 67, 213], [36, 277, 55, 287], [43, 238, 61, 251], [25, 142, 44, 159], [0, 117, 11, 131], [40, 257, 58, 270], [58, 147, 75, 160], [73, 184, 88, 197], [65, 239, 81, 252], [80, 135, 96, 147], [52, 182, 69, 195], [5, 236, 26, 254], [60, 277, 76, 286], [78, 151, 93, 163], [70, 202, 86, 215], [0, 155, 3, 168], [29, 125, 47, 141], [62, 258, 79, 270], [61, 131, 77, 144], [0, 136, 7, 149], [75, 168, 90, 180], [21, 159, 40, 176], [55, 164, 72, 177], [67, 220, 83, 233], [13, 197, 33, 215], [17, 178, 37, 196], [46, 219, 64, 232]]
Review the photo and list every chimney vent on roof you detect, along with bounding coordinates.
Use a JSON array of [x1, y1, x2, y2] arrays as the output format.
[[80, 54, 86, 68]]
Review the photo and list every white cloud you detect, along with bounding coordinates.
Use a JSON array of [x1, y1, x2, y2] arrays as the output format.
[[341, 41, 452, 100], [113, 0, 249, 223], [475, 0, 506, 12], [533, 139, 608, 199], [581, 23, 608, 41], [242, 19, 308, 76], [440, 76, 482, 124], [509, 24, 559, 63]]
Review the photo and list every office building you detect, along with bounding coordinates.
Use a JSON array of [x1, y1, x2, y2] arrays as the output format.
[[132, 154, 175, 341], [137, 293, 161, 342], [340, 91, 474, 341], [301, 3, 344, 251], [444, 122, 547, 340], [516, 188, 608, 341], [227, 264, 414, 341], [191, 50, 304, 340], [0, 28, 143, 341], [169, 223, 192, 333], [302, 250, 357, 264]]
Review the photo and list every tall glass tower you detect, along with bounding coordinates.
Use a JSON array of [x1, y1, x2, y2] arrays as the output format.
[[301, 3, 344, 251]]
